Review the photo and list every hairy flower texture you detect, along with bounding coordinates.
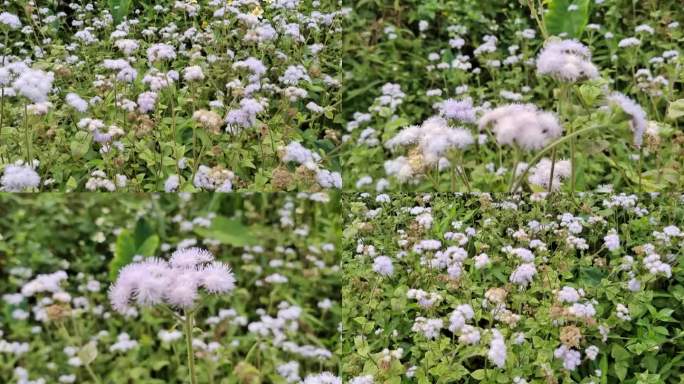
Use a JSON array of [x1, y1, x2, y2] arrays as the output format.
[[108, 248, 235, 313], [282, 142, 321, 169], [12, 69, 54, 103], [301, 372, 341, 384], [137, 91, 157, 113], [448, 304, 475, 333], [436, 98, 476, 123], [479, 104, 563, 150], [65, 93, 89, 112], [411, 317, 443, 339], [509, 263, 537, 287], [385, 116, 473, 167], [488, 329, 506, 368], [193, 165, 235, 191], [0, 12, 22, 29], [606, 92, 647, 148], [604, 229, 620, 251], [554, 345, 581, 370], [1, 163, 40, 192], [536, 40, 599, 82], [527, 158, 571, 191], [372, 256, 394, 276], [146, 43, 176, 63]]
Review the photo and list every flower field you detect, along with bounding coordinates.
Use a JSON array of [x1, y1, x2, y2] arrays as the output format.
[[1, 0, 684, 383], [0, 1, 344, 192], [342, 0, 684, 192], [342, 193, 684, 383], [0, 193, 340, 383]]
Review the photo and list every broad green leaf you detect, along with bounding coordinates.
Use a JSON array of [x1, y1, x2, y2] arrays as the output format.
[[544, 0, 590, 38], [70, 131, 91, 160], [109, 0, 133, 24], [78, 341, 98, 365], [194, 216, 257, 246], [136, 235, 159, 257], [666, 99, 684, 120], [109, 229, 136, 280]]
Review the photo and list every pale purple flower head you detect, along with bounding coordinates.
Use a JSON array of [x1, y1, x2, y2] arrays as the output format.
[[109, 248, 236, 313]]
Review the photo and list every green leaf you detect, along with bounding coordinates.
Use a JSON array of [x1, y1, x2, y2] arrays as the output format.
[[109, 0, 133, 25], [78, 341, 98, 365], [136, 235, 159, 257], [666, 99, 684, 120], [544, 0, 590, 38], [70, 131, 91, 160], [614, 361, 628, 381], [109, 229, 136, 280], [470, 369, 486, 380], [193, 216, 257, 246], [611, 343, 631, 361]]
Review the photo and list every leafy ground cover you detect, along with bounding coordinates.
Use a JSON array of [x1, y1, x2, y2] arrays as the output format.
[[0, 1, 345, 191], [342, 0, 684, 192], [0, 192, 341, 383], [342, 193, 684, 383]]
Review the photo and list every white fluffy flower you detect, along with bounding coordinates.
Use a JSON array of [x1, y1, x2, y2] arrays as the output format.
[[386, 116, 474, 166], [603, 229, 620, 251], [509, 263, 537, 286], [1, 163, 40, 192], [479, 104, 563, 150], [66, 93, 89, 112], [372, 256, 394, 276], [607, 92, 647, 148], [527, 158, 571, 191], [0, 12, 22, 29], [487, 329, 506, 368], [13, 69, 54, 103], [536, 40, 599, 82], [554, 345, 581, 370]]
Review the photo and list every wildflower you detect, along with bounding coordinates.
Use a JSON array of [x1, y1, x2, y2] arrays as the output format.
[[527, 158, 571, 191], [137, 91, 157, 113], [0, 12, 22, 29], [183, 65, 205, 82], [411, 317, 443, 339], [479, 104, 563, 150], [147, 43, 177, 62], [606, 92, 647, 147], [13, 69, 54, 103], [385, 116, 474, 166], [65, 93, 89, 112], [487, 329, 506, 368], [509, 263, 536, 286], [108, 248, 235, 313], [554, 345, 581, 370], [372, 256, 394, 276], [1, 163, 40, 192], [435, 98, 476, 122], [536, 39, 599, 82], [604, 229, 620, 251]]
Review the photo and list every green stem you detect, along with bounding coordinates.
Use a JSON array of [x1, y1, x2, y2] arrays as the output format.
[[547, 147, 557, 193], [184, 310, 197, 384], [508, 146, 520, 193], [24, 103, 30, 163], [511, 124, 608, 192], [85, 364, 102, 384]]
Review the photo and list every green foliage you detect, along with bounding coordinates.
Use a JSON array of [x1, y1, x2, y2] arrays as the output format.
[[544, 0, 591, 38], [108, 0, 134, 24], [109, 218, 159, 280]]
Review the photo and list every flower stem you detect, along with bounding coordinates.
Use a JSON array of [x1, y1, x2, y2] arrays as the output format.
[[24, 103, 30, 163], [511, 124, 608, 192], [184, 310, 197, 384], [508, 146, 520, 193], [85, 364, 102, 384], [547, 147, 557, 193]]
